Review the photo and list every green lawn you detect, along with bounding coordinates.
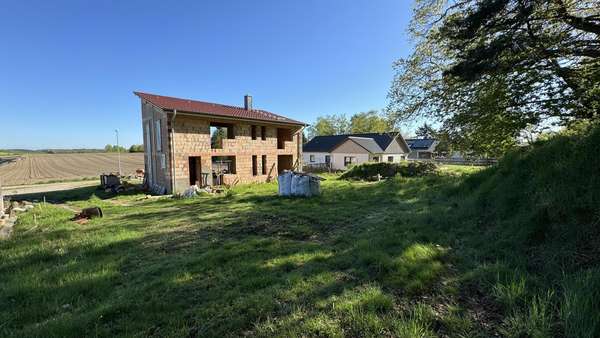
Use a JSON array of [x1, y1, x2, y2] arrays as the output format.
[[437, 164, 484, 175], [0, 166, 596, 337]]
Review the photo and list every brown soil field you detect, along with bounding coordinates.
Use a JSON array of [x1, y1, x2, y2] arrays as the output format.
[[0, 153, 144, 186]]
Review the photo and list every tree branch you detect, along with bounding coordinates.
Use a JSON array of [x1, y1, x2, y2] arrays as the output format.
[[554, 0, 600, 35]]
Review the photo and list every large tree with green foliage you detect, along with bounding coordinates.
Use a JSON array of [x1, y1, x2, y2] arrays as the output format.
[[307, 111, 392, 139], [388, 0, 600, 156], [350, 110, 392, 133], [307, 114, 350, 138]]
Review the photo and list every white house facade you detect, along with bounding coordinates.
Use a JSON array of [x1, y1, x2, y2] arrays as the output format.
[[303, 133, 411, 170]]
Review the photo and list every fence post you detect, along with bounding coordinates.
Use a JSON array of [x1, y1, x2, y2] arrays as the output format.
[[0, 178, 4, 217]]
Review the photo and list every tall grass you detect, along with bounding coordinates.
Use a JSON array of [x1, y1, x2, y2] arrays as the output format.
[[458, 123, 600, 336], [561, 268, 600, 338], [501, 291, 555, 338]]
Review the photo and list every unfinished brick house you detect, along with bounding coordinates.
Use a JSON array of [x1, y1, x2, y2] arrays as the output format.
[[135, 92, 305, 194]]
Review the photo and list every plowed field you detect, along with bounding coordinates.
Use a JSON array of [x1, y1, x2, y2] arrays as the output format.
[[0, 153, 144, 186]]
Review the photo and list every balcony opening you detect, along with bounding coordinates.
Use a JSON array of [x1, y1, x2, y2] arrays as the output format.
[[277, 128, 292, 149], [210, 122, 234, 149], [261, 126, 267, 140], [251, 125, 257, 140]]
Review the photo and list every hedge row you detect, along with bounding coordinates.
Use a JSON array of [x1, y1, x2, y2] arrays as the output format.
[[339, 161, 438, 180]]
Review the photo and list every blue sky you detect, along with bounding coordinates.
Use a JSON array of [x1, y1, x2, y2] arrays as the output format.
[[0, 0, 413, 149]]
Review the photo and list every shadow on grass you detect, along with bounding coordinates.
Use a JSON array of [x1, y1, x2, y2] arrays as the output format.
[[8, 185, 143, 204], [0, 175, 498, 337]]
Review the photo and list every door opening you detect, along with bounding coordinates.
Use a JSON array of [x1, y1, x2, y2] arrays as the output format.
[[277, 155, 293, 174], [188, 156, 202, 186]]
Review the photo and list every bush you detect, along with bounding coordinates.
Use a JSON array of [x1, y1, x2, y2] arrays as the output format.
[[129, 144, 144, 153], [340, 161, 437, 180]]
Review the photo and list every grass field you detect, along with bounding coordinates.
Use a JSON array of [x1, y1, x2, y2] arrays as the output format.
[[1, 174, 490, 337], [1, 127, 598, 337], [0, 153, 144, 186], [437, 164, 484, 175], [0, 171, 596, 336]]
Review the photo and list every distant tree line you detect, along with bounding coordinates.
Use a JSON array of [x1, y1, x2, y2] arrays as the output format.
[[104, 144, 144, 153], [306, 110, 393, 140], [128, 144, 144, 153], [1, 145, 145, 154], [2, 148, 107, 154]]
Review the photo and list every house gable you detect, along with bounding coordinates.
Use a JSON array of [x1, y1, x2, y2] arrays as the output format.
[[348, 137, 383, 153], [332, 139, 370, 154], [384, 136, 410, 154]]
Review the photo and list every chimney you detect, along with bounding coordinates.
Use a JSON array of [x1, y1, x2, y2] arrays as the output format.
[[244, 94, 253, 110]]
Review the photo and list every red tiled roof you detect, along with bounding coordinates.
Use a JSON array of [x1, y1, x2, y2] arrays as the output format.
[[134, 91, 305, 126]]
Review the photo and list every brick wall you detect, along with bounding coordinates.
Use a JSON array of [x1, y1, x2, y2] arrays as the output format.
[[169, 114, 303, 192]]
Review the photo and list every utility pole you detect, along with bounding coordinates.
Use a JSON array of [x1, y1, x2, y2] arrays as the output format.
[[115, 129, 122, 176], [0, 177, 4, 217]]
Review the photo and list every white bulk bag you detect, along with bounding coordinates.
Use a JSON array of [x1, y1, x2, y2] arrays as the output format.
[[291, 174, 310, 197], [278, 171, 293, 196], [309, 177, 321, 196]]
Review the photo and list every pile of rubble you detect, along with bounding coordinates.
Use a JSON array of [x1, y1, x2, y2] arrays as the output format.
[[100, 174, 141, 194], [178, 185, 222, 199], [0, 199, 35, 239]]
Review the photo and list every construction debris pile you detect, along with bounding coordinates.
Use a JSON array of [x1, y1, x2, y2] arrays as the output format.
[[100, 174, 140, 194], [177, 185, 225, 199], [0, 199, 35, 239], [278, 171, 324, 197], [100, 174, 121, 189]]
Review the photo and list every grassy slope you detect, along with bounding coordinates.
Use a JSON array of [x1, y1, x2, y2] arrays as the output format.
[[453, 125, 600, 337], [1, 128, 598, 337]]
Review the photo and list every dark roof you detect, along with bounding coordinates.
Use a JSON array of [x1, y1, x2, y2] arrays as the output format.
[[349, 137, 383, 153], [406, 138, 437, 150], [134, 92, 305, 126], [303, 133, 402, 153], [302, 135, 347, 152]]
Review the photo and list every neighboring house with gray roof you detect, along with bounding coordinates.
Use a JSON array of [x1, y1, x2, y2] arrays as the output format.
[[405, 138, 439, 159], [303, 133, 411, 170]]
